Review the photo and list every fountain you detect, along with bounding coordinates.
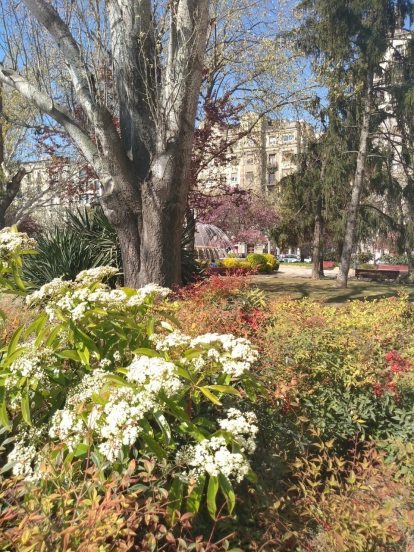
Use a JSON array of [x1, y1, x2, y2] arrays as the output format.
[[194, 223, 233, 261]]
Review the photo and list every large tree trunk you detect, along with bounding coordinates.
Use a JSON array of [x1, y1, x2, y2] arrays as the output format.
[[108, 190, 184, 288], [336, 70, 373, 288], [312, 195, 323, 280], [0, 168, 28, 230], [101, 146, 193, 288], [0, 0, 210, 289]]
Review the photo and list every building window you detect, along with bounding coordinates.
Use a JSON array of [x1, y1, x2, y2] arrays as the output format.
[[231, 158, 238, 166], [231, 173, 238, 182], [269, 136, 276, 146], [268, 172, 276, 184], [246, 172, 254, 183], [267, 185, 276, 193], [283, 134, 294, 142], [269, 154, 276, 165], [247, 157, 253, 164]]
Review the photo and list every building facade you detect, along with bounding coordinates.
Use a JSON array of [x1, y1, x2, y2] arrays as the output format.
[[199, 114, 312, 255]]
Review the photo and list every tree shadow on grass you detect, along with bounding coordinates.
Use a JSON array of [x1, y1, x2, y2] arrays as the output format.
[[255, 277, 414, 304]]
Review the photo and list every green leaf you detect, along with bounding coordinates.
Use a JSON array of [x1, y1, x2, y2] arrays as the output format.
[[76, 344, 90, 366], [21, 389, 32, 426], [120, 287, 136, 297], [71, 323, 100, 359], [7, 325, 24, 358], [207, 475, 219, 519], [0, 309, 5, 321], [183, 349, 205, 360], [56, 350, 81, 361], [219, 473, 236, 514], [44, 324, 64, 347], [162, 313, 181, 328], [74, 443, 89, 458], [132, 348, 162, 358], [174, 366, 194, 381], [104, 374, 134, 388], [167, 476, 184, 517], [12, 263, 26, 291], [159, 395, 207, 440], [140, 433, 167, 460], [206, 385, 241, 397], [153, 411, 171, 444], [0, 387, 9, 427], [3, 347, 27, 368], [23, 312, 47, 340], [0, 460, 17, 474], [199, 387, 222, 406], [146, 317, 155, 336], [187, 475, 206, 514], [246, 468, 258, 484]]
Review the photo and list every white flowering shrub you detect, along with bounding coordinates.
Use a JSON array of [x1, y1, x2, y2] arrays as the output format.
[[0, 226, 37, 301], [0, 232, 263, 519]]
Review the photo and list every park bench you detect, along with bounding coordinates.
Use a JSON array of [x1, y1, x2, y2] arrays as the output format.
[[322, 261, 335, 270], [355, 265, 409, 281]]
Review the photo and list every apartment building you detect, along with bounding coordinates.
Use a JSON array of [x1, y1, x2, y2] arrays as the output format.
[[200, 114, 312, 195], [10, 159, 101, 229]]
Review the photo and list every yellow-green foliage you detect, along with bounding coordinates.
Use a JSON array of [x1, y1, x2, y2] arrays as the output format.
[[262, 294, 414, 448], [221, 258, 241, 268], [221, 258, 251, 269], [263, 253, 279, 271], [272, 435, 414, 551], [246, 253, 272, 273], [0, 457, 232, 551]]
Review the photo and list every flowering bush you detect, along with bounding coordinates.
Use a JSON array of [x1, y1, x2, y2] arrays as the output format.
[[0, 229, 263, 527]]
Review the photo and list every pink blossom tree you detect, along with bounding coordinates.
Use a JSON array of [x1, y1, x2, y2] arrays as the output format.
[[198, 192, 278, 245]]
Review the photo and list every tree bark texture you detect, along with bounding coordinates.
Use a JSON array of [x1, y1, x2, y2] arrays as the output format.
[[312, 195, 323, 280], [0, 0, 210, 288], [336, 70, 373, 288]]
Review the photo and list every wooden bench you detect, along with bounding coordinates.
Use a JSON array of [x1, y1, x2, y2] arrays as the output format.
[[355, 265, 409, 281]]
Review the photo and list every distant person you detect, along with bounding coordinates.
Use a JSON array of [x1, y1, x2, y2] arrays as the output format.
[[210, 259, 218, 267]]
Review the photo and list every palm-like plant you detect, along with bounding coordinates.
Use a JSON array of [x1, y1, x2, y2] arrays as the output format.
[[23, 207, 203, 288]]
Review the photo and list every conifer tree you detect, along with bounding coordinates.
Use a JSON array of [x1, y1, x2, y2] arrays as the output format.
[[298, 0, 414, 287]]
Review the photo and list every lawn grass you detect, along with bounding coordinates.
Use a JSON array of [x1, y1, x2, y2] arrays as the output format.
[[254, 275, 414, 304]]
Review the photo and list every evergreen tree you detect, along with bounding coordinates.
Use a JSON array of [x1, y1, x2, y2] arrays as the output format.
[[298, 0, 414, 287]]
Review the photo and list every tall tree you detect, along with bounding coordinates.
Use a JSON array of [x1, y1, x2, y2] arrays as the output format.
[[0, 0, 210, 288], [298, 0, 414, 288]]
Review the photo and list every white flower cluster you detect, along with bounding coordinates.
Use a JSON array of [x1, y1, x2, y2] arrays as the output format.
[[176, 408, 257, 483], [49, 410, 85, 451], [7, 426, 47, 480], [152, 331, 258, 377], [0, 227, 37, 256], [26, 270, 171, 323], [6, 345, 55, 389], [49, 355, 183, 462], [26, 278, 70, 306], [150, 330, 191, 352], [7, 440, 37, 477], [66, 369, 110, 406], [75, 266, 118, 286], [176, 437, 250, 484], [218, 408, 258, 454]]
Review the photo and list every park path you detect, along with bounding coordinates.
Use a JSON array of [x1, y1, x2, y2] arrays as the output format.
[[254, 265, 344, 279]]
